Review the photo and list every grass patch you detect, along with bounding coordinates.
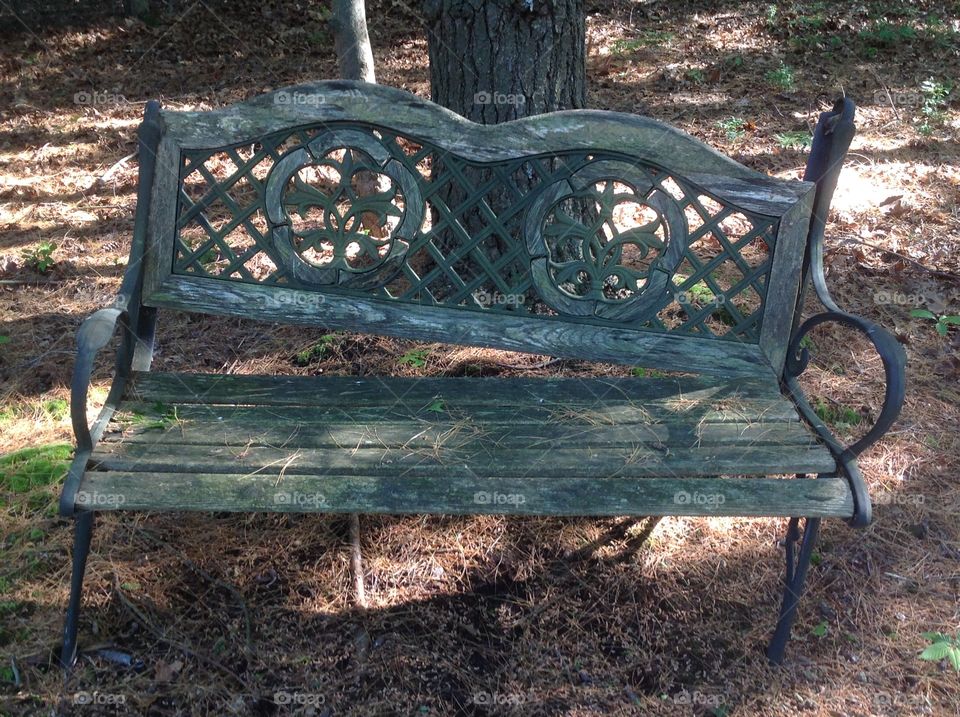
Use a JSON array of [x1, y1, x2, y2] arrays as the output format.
[[611, 31, 674, 54], [775, 131, 812, 149], [765, 62, 797, 92], [814, 399, 862, 430], [0, 444, 72, 494]]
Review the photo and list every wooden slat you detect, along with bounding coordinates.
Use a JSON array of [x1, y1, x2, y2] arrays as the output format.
[[88, 442, 836, 477], [127, 372, 784, 404], [75, 472, 853, 518], [146, 276, 775, 378], [100, 416, 820, 448]]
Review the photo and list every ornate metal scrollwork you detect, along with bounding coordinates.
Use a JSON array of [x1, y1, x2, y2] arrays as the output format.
[[524, 161, 687, 321], [264, 129, 423, 289]]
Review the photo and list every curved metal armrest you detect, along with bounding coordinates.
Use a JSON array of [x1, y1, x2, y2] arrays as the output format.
[[70, 306, 127, 452], [786, 310, 906, 459]]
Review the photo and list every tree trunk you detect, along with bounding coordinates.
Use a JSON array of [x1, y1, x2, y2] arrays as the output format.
[[424, 0, 586, 123], [423, 0, 586, 296], [332, 0, 376, 84]]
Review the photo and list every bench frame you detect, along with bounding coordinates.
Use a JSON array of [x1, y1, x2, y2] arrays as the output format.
[[57, 87, 905, 669]]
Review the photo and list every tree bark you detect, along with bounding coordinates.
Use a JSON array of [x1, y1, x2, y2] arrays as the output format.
[[332, 0, 377, 84], [424, 0, 586, 123]]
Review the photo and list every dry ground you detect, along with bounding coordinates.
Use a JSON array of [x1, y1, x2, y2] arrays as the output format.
[[1, 0, 959, 715]]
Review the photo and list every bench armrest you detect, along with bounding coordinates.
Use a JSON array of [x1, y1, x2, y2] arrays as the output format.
[[70, 305, 127, 452], [783, 97, 907, 528]]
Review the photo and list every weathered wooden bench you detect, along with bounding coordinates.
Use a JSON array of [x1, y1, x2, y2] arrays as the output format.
[[58, 82, 905, 668]]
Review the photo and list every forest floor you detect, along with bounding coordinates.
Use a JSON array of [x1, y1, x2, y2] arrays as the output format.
[[1, 0, 959, 715]]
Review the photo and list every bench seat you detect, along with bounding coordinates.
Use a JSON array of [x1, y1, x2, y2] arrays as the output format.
[[75, 372, 850, 518]]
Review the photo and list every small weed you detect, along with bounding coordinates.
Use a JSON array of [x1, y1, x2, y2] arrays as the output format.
[[765, 62, 796, 92], [811, 621, 829, 638], [814, 399, 862, 429], [198, 248, 220, 266], [685, 68, 706, 84], [911, 308, 960, 336], [295, 333, 339, 366], [398, 349, 430, 369], [917, 78, 951, 135], [716, 117, 747, 141], [858, 21, 917, 51], [775, 131, 812, 149], [23, 241, 56, 273], [425, 397, 445, 414], [0, 335, 9, 347], [631, 367, 666, 378], [919, 632, 960, 672]]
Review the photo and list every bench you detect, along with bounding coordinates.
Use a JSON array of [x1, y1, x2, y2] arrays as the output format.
[[58, 82, 906, 668]]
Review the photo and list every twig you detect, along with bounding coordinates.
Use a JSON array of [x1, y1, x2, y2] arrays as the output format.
[[867, 66, 900, 122], [350, 514, 368, 609], [98, 151, 137, 183]]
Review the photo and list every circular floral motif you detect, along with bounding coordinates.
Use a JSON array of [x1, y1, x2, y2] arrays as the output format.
[[525, 161, 687, 321], [265, 130, 423, 288]]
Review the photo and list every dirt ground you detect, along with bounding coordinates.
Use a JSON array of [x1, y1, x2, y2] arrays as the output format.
[[1, 0, 959, 715]]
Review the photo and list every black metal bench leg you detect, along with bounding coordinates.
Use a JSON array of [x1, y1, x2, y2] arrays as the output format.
[[767, 516, 821, 664], [61, 511, 94, 670]]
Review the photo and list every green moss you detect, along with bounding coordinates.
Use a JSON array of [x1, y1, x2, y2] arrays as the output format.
[[0, 444, 72, 493]]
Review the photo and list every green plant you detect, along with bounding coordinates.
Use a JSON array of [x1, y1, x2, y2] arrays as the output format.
[[775, 131, 812, 149], [765, 62, 796, 92], [917, 78, 951, 135], [811, 621, 829, 638], [911, 308, 960, 336], [0, 335, 9, 347], [398, 349, 430, 369], [295, 333, 339, 365], [126, 401, 179, 431], [919, 632, 960, 671], [685, 68, 706, 84], [814, 399, 862, 429], [425, 397, 445, 413], [716, 117, 747, 141], [23, 241, 56, 273], [631, 367, 666, 378]]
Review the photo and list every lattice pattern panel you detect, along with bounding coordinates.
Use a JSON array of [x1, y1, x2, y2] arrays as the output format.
[[174, 124, 778, 341]]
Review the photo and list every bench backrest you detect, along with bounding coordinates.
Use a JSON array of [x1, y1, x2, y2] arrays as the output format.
[[135, 81, 817, 377]]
